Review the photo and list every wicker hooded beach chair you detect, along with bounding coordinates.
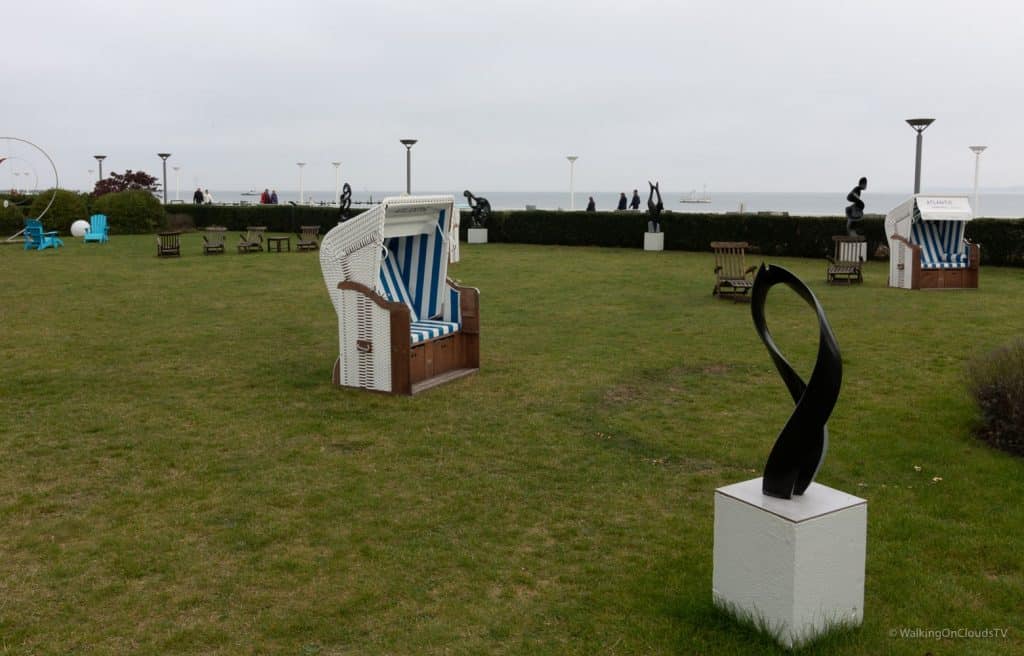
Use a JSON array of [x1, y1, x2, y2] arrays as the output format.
[[320, 195, 478, 395]]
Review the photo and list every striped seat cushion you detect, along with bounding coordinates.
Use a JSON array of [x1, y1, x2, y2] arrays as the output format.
[[911, 220, 969, 270], [410, 320, 459, 345]]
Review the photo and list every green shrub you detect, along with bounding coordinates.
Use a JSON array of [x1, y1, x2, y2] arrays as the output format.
[[968, 339, 1024, 456], [164, 204, 363, 233], [0, 197, 28, 234], [28, 189, 89, 234], [93, 190, 164, 234]]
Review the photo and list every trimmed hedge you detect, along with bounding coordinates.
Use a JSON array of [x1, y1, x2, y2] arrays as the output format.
[[164, 204, 365, 234], [93, 190, 165, 233], [161, 205, 1024, 267], [28, 189, 90, 234]]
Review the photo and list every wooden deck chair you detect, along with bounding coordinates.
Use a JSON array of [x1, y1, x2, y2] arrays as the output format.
[[826, 235, 866, 285], [202, 226, 227, 254], [84, 214, 109, 243], [156, 231, 181, 257], [238, 226, 266, 253], [320, 195, 479, 395], [297, 225, 320, 251], [711, 241, 757, 301], [23, 219, 63, 251]]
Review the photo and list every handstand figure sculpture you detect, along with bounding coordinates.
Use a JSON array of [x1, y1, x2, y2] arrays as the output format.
[[339, 183, 352, 222], [845, 177, 867, 236], [647, 181, 664, 233], [463, 189, 492, 229]]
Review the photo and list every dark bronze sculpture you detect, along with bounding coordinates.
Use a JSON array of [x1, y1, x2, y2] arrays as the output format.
[[751, 264, 842, 499], [339, 183, 352, 222], [647, 181, 663, 233], [463, 189, 492, 229], [845, 177, 867, 236]]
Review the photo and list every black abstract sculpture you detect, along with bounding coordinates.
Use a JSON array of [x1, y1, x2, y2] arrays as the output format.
[[845, 177, 867, 236], [647, 181, 663, 233], [751, 264, 843, 499], [463, 189, 492, 229], [339, 183, 352, 222]]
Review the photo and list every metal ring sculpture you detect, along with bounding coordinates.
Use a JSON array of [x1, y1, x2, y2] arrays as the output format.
[[339, 182, 352, 221], [1, 137, 59, 221], [751, 263, 842, 499]]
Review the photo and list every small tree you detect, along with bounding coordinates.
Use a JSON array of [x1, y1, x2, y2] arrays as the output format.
[[93, 170, 160, 198], [28, 189, 89, 233]]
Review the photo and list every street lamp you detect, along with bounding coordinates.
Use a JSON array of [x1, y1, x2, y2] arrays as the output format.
[[172, 165, 181, 202], [297, 162, 306, 203], [905, 118, 935, 194], [969, 146, 988, 218], [157, 153, 171, 205], [93, 155, 106, 181], [332, 161, 342, 205], [566, 156, 578, 210], [400, 139, 417, 194]]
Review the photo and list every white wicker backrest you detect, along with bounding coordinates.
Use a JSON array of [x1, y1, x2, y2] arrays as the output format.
[[319, 204, 387, 316]]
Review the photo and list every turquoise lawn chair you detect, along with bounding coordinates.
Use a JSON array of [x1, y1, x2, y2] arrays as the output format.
[[23, 219, 63, 251], [84, 214, 109, 243]]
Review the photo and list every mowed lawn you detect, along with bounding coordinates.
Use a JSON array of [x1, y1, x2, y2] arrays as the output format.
[[1, 235, 1022, 655]]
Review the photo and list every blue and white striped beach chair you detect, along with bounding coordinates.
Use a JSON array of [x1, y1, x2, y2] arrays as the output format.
[[320, 195, 479, 394], [884, 195, 979, 290]]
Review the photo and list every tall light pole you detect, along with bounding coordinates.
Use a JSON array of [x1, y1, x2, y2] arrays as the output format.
[[969, 146, 987, 218], [297, 162, 306, 203], [157, 153, 171, 205], [400, 139, 417, 194], [93, 155, 106, 181], [172, 165, 181, 202], [905, 118, 935, 194], [332, 161, 342, 205], [566, 156, 578, 210]]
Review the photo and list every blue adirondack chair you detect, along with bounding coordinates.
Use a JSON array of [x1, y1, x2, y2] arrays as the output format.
[[84, 214, 109, 243], [23, 219, 64, 251]]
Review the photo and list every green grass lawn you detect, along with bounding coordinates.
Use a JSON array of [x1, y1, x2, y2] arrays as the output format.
[[2, 235, 1022, 655]]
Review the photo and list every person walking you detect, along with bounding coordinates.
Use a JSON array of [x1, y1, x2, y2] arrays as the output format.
[[203, 189, 213, 204], [586, 196, 596, 212], [629, 189, 641, 210], [617, 192, 628, 211], [270, 189, 278, 204], [192, 187, 203, 205]]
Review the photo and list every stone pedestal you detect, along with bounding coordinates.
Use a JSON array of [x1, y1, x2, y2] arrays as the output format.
[[643, 232, 664, 251], [713, 478, 866, 648], [468, 228, 488, 244]]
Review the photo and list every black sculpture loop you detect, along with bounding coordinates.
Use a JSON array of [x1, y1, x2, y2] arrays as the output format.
[[463, 189, 491, 228], [751, 264, 843, 499], [339, 183, 352, 222]]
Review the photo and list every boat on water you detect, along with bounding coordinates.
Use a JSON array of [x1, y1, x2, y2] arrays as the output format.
[[680, 185, 711, 204], [241, 189, 260, 196]]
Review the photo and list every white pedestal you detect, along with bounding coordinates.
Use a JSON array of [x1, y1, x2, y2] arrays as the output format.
[[468, 228, 488, 244], [713, 478, 866, 648], [643, 232, 664, 251]]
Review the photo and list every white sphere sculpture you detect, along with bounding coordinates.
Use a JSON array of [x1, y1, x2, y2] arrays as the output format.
[[71, 220, 90, 238]]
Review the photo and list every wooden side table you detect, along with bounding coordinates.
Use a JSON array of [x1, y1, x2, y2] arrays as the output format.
[[267, 236, 291, 252]]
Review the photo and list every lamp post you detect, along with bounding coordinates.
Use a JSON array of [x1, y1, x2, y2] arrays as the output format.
[[93, 155, 106, 181], [566, 156, 578, 210], [172, 165, 181, 202], [969, 146, 987, 218], [157, 153, 171, 205], [297, 162, 306, 203], [332, 161, 341, 205], [905, 118, 935, 194], [400, 139, 417, 194]]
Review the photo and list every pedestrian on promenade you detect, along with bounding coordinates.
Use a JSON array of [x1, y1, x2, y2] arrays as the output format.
[[630, 189, 641, 210], [586, 196, 596, 212], [617, 192, 628, 211], [260, 188, 270, 204], [192, 187, 203, 205], [203, 189, 213, 204], [270, 189, 278, 204]]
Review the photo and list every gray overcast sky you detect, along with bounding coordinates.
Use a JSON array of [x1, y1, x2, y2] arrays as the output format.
[[5, 0, 1022, 192]]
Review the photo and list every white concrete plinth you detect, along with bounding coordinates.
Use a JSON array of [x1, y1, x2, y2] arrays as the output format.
[[643, 232, 664, 251], [713, 478, 866, 648], [468, 228, 488, 244]]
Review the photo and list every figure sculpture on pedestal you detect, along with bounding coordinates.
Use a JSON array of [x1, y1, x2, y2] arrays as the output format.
[[845, 177, 867, 236], [647, 181, 663, 233], [751, 264, 843, 499], [339, 183, 352, 222], [463, 189, 492, 229]]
